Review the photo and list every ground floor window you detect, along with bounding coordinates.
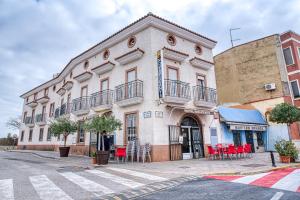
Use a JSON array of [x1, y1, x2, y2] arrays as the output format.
[[39, 128, 44, 141], [125, 112, 137, 142], [77, 121, 85, 143], [29, 129, 33, 142], [20, 131, 24, 142], [47, 128, 51, 141], [256, 132, 264, 146], [232, 131, 241, 146]]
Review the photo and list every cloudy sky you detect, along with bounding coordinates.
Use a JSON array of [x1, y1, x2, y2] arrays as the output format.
[[0, 0, 300, 137]]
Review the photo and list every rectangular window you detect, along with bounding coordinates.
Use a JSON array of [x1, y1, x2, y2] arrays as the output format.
[[23, 112, 27, 123], [28, 129, 33, 142], [196, 74, 206, 87], [39, 128, 44, 141], [291, 80, 300, 98], [31, 109, 35, 123], [47, 128, 51, 141], [126, 68, 137, 98], [125, 113, 138, 142], [49, 103, 55, 117], [210, 128, 218, 146], [283, 47, 294, 66], [77, 121, 85, 143], [44, 88, 49, 96], [232, 131, 241, 146], [20, 131, 24, 142], [34, 93, 38, 100]]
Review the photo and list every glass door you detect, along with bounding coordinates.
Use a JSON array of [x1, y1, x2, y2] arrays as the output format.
[[181, 126, 192, 159]]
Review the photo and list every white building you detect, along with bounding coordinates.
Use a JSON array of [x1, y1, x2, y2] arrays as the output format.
[[18, 13, 218, 161]]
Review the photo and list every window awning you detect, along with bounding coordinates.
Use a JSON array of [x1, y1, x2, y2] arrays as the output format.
[[218, 106, 267, 127]]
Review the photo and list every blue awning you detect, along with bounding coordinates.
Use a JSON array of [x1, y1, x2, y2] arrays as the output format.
[[218, 106, 267, 125]]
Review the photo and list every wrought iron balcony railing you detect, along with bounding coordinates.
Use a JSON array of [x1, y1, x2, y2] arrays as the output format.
[[164, 79, 191, 99], [35, 113, 47, 124], [25, 116, 34, 125], [90, 90, 113, 108], [71, 96, 90, 113], [115, 80, 143, 102], [193, 85, 217, 104]]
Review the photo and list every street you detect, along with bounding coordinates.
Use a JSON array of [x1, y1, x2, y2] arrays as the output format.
[[1, 151, 300, 200]]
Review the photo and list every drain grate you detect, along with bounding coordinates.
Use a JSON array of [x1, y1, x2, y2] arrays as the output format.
[[56, 166, 88, 173], [240, 164, 266, 168]]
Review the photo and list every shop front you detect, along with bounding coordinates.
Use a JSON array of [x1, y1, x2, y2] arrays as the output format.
[[218, 107, 268, 152]]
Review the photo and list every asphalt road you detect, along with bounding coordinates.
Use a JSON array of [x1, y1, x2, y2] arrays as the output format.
[[138, 178, 300, 200], [1, 151, 300, 200]]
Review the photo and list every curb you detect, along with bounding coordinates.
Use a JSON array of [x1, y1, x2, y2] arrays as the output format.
[[7, 150, 58, 160], [205, 163, 300, 176]]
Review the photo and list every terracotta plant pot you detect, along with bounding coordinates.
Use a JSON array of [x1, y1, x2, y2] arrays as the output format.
[[280, 155, 291, 163], [59, 146, 70, 157], [96, 151, 109, 165], [91, 157, 97, 164]]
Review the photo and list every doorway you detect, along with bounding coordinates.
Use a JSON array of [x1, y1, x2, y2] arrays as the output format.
[[245, 131, 255, 153], [180, 116, 203, 159]]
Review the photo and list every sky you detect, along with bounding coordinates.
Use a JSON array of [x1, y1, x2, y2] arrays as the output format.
[[0, 0, 300, 138]]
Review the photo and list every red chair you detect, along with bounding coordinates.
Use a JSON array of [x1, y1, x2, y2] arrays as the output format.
[[227, 145, 237, 160], [207, 145, 220, 160], [237, 146, 244, 158], [115, 147, 126, 163], [244, 144, 252, 158]]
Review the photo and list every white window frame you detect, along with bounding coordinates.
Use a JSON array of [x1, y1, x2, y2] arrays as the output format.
[[283, 46, 295, 66], [290, 80, 300, 99]]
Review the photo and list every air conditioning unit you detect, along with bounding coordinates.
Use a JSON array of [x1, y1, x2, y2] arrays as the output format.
[[264, 83, 276, 91]]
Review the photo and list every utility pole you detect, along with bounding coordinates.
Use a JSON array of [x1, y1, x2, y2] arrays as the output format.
[[230, 28, 241, 47]]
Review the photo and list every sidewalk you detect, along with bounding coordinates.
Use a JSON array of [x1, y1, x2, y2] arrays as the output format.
[[9, 150, 300, 178]]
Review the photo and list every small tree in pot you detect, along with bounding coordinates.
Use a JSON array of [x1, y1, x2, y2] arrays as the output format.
[[84, 115, 122, 165], [274, 139, 298, 163], [49, 117, 78, 157]]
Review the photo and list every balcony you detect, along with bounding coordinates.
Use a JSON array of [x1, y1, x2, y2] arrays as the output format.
[[74, 72, 92, 83], [62, 81, 73, 91], [35, 113, 47, 125], [90, 90, 113, 112], [26, 100, 38, 108], [36, 96, 49, 104], [71, 97, 90, 116], [24, 116, 34, 127], [189, 57, 214, 70], [163, 79, 191, 104], [193, 86, 217, 108], [115, 80, 143, 107], [60, 103, 71, 117]]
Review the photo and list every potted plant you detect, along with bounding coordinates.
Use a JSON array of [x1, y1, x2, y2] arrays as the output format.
[[274, 139, 298, 163], [84, 115, 122, 165], [91, 152, 97, 164], [49, 117, 78, 157]]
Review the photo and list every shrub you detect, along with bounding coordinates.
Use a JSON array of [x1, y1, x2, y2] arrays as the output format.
[[274, 139, 298, 160]]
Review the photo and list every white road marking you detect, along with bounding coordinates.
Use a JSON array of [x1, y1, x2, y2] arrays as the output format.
[[232, 172, 271, 184], [30, 175, 73, 200], [60, 172, 113, 196], [0, 179, 14, 200], [270, 192, 284, 200], [87, 169, 144, 188], [271, 169, 300, 192], [107, 168, 167, 181]]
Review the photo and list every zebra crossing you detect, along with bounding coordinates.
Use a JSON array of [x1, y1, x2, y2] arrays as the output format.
[[0, 167, 169, 200], [205, 168, 300, 193]]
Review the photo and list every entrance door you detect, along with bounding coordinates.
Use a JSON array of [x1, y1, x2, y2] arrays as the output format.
[[245, 131, 255, 153], [181, 127, 191, 159], [191, 127, 204, 158], [232, 131, 241, 147]]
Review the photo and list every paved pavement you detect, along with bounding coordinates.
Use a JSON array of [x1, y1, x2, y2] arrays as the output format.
[[136, 177, 300, 200]]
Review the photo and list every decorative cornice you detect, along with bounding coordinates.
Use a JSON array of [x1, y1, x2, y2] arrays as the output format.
[[91, 61, 115, 75], [189, 57, 214, 70], [163, 47, 189, 62], [20, 13, 217, 98], [115, 48, 144, 65]]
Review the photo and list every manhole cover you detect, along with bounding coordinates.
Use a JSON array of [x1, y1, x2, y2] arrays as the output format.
[[4, 157, 44, 164], [56, 166, 88, 173], [240, 164, 266, 168], [179, 166, 190, 169]]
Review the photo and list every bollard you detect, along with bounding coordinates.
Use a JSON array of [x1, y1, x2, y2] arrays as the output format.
[[270, 151, 276, 167]]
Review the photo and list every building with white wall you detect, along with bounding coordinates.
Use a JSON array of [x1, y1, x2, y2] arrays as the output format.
[[18, 13, 218, 161]]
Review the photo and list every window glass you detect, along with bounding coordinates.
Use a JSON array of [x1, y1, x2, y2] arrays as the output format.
[[283, 48, 294, 65], [47, 128, 51, 141], [291, 81, 300, 98], [78, 121, 85, 143], [20, 131, 24, 142], [29, 129, 33, 142], [232, 131, 241, 146], [256, 132, 264, 146], [39, 128, 44, 141], [101, 79, 108, 91], [126, 113, 137, 142], [197, 75, 206, 87]]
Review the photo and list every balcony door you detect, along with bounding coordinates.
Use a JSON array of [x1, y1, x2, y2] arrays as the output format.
[[196, 74, 206, 100], [42, 106, 46, 120], [167, 67, 179, 97], [80, 86, 88, 109], [100, 79, 109, 104], [126, 68, 137, 98], [81, 86, 88, 97]]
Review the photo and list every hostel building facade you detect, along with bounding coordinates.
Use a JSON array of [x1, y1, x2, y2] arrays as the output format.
[[18, 13, 219, 161]]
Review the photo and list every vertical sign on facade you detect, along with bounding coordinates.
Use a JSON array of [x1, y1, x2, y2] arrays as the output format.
[[157, 50, 164, 98]]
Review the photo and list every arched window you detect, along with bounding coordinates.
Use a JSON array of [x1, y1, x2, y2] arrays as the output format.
[[128, 36, 136, 48], [167, 34, 176, 46]]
